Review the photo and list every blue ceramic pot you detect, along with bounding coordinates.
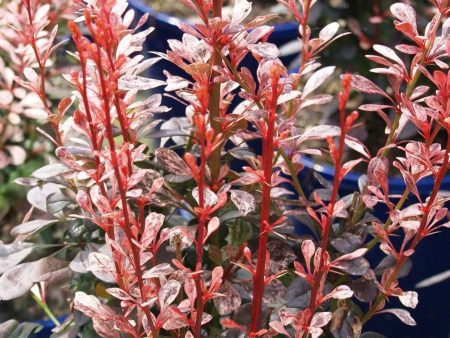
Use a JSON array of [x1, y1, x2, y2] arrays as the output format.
[[299, 156, 450, 338], [30, 316, 67, 338], [301, 155, 450, 197]]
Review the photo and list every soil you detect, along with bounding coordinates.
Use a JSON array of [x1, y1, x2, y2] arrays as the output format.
[[146, 0, 291, 23]]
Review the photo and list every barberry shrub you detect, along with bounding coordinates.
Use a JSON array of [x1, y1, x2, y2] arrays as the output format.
[[0, 0, 73, 222], [0, 0, 449, 338]]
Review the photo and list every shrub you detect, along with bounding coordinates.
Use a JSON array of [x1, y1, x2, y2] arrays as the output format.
[[0, 0, 449, 337]]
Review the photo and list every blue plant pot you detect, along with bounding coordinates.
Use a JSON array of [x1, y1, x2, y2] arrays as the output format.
[[299, 156, 450, 338], [30, 316, 67, 338]]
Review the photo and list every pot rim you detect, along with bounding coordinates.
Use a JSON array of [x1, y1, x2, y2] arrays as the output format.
[[301, 155, 450, 191]]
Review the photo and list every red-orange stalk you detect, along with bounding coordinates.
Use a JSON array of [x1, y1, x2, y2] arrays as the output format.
[[84, 11, 158, 337], [249, 70, 281, 334], [301, 75, 353, 338]]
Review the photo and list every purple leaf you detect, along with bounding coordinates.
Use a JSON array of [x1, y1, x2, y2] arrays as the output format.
[[155, 148, 191, 176], [11, 219, 58, 237], [349, 74, 389, 98], [0, 241, 34, 274], [214, 281, 242, 316], [0, 257, 69, 300]]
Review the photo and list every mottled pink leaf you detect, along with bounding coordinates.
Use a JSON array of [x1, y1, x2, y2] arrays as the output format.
[[230, 190, 255, 216], [378, 308, 416, 326], [302, 66, 335, 99], [398, 291, 418, 309], [159, 280, 181, 308]]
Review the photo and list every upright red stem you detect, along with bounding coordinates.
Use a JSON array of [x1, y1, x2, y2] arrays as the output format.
[[193, 128, 207, 337], [22, 0, 61, 145], [84, 13, 158, 336], [301, 76, 352, 337], [249, 72, 279, 334]]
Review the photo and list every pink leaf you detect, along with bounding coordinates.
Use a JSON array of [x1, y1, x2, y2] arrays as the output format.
[[302, 66, 335, 99], [319, 22, 340, 41], [398, 291, 418, 309], [143, 263, 175, 279], [159, 280, 181, 308], [87, 252, 116, 283], [301, 240, 316, 267], [106, 288, 132, 301], [269, 321, 291, 337], [231, 0, 252, 26], [230, 190, 255, 216], [390, 3, 417, 27], [378, 308, 416, 326], [118, 75, 165, 91], [359, 104, 392, 111], [205, 217, 220, 244], [248, 43, 280, 60], [192, 187, 218, 207], [142, 212, 165, 247], [335, 248, 368, 262], [349, 74, 389, 98], [298, 125, 341, 144], [155, 148, 191, 176], [326, 285, 353, 300], [74, 291, 116, 321], [368, 157, 389, 194], [300, 94, 333, 108], [310, 311, 333, 328], [373, 45, 405, 68]]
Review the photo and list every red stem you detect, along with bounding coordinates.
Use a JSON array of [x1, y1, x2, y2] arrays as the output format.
[[86, 16, 158, 336], [23, 0, 61, 145], [301, 81, 351, 338], [249, 75, 279, 334]]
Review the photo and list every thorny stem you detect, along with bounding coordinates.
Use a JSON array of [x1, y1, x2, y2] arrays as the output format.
[[300, 0, 312, 67], [193, 126, 207, 337], [23, 0, 61, 145], [301, 77, 352, 338], [285, 0, 314, 118], [71, 27, 107, 197], [100, 4, 133, 173], [219, 53, 310, 199], [249, 72, 280, 334], [208, 0, 224, 257], [86, 17, 158, 337]]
